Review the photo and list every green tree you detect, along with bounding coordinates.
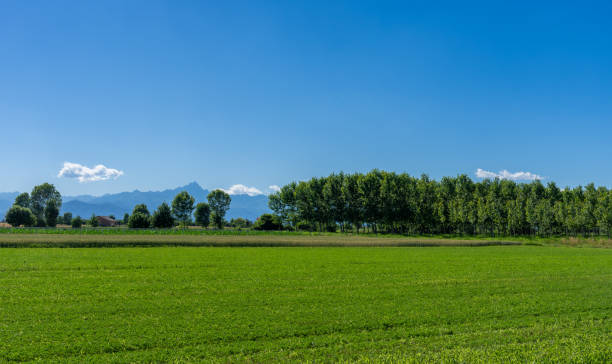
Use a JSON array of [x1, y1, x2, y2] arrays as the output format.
[[207, 190, 231, 229], [128, 204, 150, 228], [359, 170, 383, 233], [30, 183, 62, 226], [71, 216, 83, 228], [44, 200, 60, 227], [133, 204, 150, 216], [342, 173, 364, 233], [194, 202, 211, 228], [152, 202, 175, 228], [229, 217, 252, 228], [128, 213, 151, 228], [323, 173, 346, 231], [5, 205, 36, 227], [63, 212, 73, 226], [172, 191, 195, 227], [253, 213, 282, 230], [123, 213, 130, 224], [88, 214, 98, 227], [14, 193, 30, 208]]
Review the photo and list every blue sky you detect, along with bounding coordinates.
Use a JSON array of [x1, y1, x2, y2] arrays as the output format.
[[1, 1, 611, 196]]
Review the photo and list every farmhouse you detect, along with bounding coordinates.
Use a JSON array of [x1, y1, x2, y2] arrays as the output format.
[[96, 216, 120, 227]]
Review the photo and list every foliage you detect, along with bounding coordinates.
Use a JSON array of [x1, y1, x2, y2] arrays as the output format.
[[0, 247, 610, 362], [132, 204, 150, 216], [272, 170, 612, 237], [88, 214, 99, 227], [152, 203, 175, 228], [172, 191, 195, 227], [208, 189, 231, 229], [44, 200, 60, 227], [71, 216, 83, 228], [123, 213, 130, 224], [5, 205, 36, 227], [30, 183, 62, 225], [63, 212, 73, 226], [194, 203, 211, 227], [253, 214, 282, 230], [129, 212, 151, 229], [14, 193, 30, 208], [229, 217, 252, 229], [296, 221, 312, 231]]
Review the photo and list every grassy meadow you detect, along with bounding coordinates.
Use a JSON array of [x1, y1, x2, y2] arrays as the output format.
[[0, 246, 610, 363]]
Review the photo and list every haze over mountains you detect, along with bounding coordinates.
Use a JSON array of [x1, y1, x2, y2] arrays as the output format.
[[0, 182, 271, 221]]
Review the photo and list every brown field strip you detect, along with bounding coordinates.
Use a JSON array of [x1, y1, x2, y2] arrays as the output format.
[[0, 233, 523, 248]]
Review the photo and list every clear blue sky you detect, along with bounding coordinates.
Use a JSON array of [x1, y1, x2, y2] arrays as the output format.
[[1, 1, 611, 195]]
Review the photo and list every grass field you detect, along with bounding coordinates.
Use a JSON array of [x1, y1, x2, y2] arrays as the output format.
[[1, 246, 610, 362]]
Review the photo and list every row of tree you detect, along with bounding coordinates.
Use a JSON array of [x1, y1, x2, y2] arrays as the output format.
[[4, 183, 233, 229], [123, 189, 231, 229], [268, 170, 612, 236]]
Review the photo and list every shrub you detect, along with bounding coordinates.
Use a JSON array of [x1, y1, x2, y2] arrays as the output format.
[[229, 217, 252, 229], [63, 212, 73, 226], [253, 214, 283, 231], [129, 212, 151, 228], [5, 205, 36, 227], [71, 216, 83, 228], [296, 221, 312, 231], [89, 214, 99, 227]]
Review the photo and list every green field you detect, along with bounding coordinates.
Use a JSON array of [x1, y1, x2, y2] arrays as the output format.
[[1, 246, 611, 363]]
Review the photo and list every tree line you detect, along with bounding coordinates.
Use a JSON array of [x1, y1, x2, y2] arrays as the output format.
[[268, 170, 612, 236], [4, 183, 233, 229]]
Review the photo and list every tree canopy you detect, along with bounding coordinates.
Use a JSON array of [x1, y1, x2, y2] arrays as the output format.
[[152, 202, 175, 228], [207, 190, 231, 229], [30, 183, 62, 226], [5, 205, 36, 227], [269, 170, 612, 237], [194, 202, 211, 228], [172, 191, 195, 227]]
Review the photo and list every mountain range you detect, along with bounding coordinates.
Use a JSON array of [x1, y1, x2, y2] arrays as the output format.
[[0, 182, 271, 221]]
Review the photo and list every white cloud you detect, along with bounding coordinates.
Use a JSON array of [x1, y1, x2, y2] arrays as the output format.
[[58, 162, 124, 182], [268, 185, 281, 193], [476, 168, 543, 181], [221, 184, 263, 196]]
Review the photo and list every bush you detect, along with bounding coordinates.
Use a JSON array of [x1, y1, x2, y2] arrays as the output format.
[[71, 216, 83, 228], [128, 212, 151, 228], [229, 217, 252, 229], [296, 221, 312, 231], [63, 212, 72, 226], [89, 214, 99, 227], [253, 214, 283, 231], [326, 224, 337, 233], [5, 205, 36, 227]]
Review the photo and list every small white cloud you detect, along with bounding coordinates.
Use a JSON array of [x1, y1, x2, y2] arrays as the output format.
[[58, 162, 124, 182], [268, 185, 281, 193], [476, 168, 543, 181], [221, 184, 263, 196]]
